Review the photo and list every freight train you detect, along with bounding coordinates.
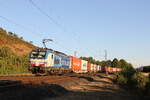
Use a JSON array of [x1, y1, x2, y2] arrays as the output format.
[[28, 48, 121, 75]]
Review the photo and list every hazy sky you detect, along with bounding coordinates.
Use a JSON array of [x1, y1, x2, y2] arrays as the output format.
[[0, 0, 150, 67]]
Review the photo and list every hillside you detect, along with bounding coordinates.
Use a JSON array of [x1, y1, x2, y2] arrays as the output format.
[[0, 28, 37, 74], [0, 28, 36, 56]]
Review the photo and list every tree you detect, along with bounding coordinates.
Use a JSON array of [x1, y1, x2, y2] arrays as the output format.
[[20, 37, 23, 40], [106, 60, 112, 67], [8, 32, 13, 36], [119, 59, 133, 68], [13, 33, 18, 37], [29, 41, 33, 44], [112, 58, 120, 67], [119, 59, 127, 68]]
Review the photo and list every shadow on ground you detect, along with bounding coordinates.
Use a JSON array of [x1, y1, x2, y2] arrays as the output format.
[[0, 80, 68, 100], [0, 79, 149, 100], [78, 76, 94, 82], [78, 75, 113, 85], [96, 74, 114, 81]]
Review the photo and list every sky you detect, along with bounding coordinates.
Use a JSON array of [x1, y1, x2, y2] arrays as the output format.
[[0, 0, 150, 67]]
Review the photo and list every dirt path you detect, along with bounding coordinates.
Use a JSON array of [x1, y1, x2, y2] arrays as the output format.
[[0, 74, 139, 100]]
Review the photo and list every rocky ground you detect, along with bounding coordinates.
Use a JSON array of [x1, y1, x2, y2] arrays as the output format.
[[0, 73, 141, 100]]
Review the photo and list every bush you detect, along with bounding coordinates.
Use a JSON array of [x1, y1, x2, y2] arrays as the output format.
[[145, 74, 150, 95], [116, 67, 149, 89], [132, 72, 149, 89], [0, 46, 29, 74], [116, 67, 136, 87], [0, 46, 13, 57], [116, 74, 128, 85]]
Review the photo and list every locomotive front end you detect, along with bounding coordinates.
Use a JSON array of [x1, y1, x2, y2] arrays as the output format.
[[29, 48, 48, 74]]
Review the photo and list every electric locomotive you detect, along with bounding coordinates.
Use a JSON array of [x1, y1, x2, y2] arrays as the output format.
[[29, 48, 71, 75]]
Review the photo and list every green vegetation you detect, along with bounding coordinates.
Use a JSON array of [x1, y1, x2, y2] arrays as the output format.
[[116, 65, 150, 97], [80, 57, 133, 68], [0, 27, 35, 74], [0, 46, 29, 74], [81, 56, 150, 97]]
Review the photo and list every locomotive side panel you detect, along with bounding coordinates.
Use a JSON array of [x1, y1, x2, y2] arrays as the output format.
[[45, 50, 54, 67], [53, 53, 70, 68]]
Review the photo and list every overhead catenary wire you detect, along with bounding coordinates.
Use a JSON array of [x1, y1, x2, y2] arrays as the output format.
[[28, 0, 82, 48], [53, 41, 74, 55], [0, 15, 72, 55], [0, 15, 43, 37], [28, 0, 101, 57], [28, 0, 79, 54], [0, 1, 106, 60], [28, 0, 66, 32]]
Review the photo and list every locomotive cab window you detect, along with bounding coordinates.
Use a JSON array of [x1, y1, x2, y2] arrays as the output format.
[[30, 50, 46, 59]]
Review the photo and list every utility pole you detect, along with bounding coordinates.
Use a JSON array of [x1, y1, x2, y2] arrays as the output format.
[[104, 50, 108, 75], [74, 51, 77, 57], [104, 50, 107, 61]]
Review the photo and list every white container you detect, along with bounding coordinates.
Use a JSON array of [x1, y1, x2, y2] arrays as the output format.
[[94, 64, 97, 72], [90, 64, 94, 72], [97, 65, 101, 71], [81, 60, 88, 73]]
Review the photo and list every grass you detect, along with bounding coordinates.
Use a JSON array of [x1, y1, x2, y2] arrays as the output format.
[[0, 45, 29, 74], [0, 27, 37, 74]]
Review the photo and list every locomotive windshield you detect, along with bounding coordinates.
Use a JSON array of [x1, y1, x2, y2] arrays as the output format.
[[30, 50, 46, 59]]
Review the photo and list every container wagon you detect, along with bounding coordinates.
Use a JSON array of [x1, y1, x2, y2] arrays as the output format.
[[70, 56, 82, 73]]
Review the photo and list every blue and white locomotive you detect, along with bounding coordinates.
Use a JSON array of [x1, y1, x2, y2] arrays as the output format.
[[29, 48, 71, 74]]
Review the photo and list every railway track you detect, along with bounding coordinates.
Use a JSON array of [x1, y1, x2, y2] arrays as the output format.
[[0, 73, 35, 77], [0, 75, 76, 89]]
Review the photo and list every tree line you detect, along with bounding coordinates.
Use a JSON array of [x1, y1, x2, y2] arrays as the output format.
[[80, 57, 133, 68]]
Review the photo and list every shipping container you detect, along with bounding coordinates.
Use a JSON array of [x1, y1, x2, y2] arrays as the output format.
[[112, 68, 117, 72], [70, 56, 81, 73], [87, 62, 91, 72], [101, 67, 105, 72], [93, 64, 97, 72], [90, 64, 94, 72], [116, 68, 122, 72], [81, 60, 88, 73], [97, 65, 101, 72], [96, 65, 99, 72], [108, 67, 113, 73]]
